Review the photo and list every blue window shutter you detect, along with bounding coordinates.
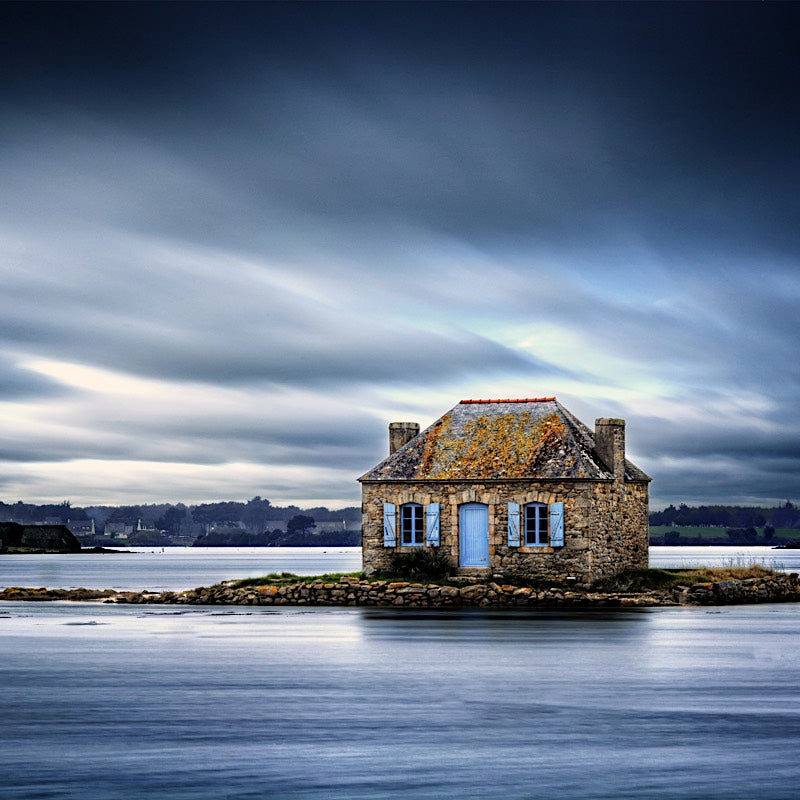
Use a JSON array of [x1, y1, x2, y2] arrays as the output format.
[[425, 502, 440, 546], [383, 503, 397, 547], [507, 501, 521, 547], [549, 502, 564, 547]]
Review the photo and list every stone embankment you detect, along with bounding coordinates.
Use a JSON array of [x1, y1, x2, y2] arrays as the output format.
[[2, 573, 800, 607], [677, 574, 800, 605]]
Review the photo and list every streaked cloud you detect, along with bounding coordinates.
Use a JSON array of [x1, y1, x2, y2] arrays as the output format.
[[0, 3, 798, 507]]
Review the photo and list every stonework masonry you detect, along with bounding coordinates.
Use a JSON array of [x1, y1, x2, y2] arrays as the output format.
[[360, 478, 649, 585], [3, 573, 799, 607], [389, 422, 421, 454], [594, 417, 626, 479]]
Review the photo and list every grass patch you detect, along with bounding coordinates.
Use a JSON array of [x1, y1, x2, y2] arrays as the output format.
[[233, 571, 362, 588], [230, 565, 783, 593], [679, 564, 780, 582], [598, 564, 782, 592], [595, 568, 695, 592]]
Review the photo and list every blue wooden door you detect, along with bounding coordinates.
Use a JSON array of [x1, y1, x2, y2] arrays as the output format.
[[459, 503, 489, 567]]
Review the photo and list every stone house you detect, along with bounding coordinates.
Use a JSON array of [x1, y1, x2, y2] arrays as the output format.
[[358, 397, 650, 585]]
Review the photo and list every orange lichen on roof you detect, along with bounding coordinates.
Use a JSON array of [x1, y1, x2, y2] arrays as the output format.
[[459, 397, 555, 404], [416, 411, 568, 479]]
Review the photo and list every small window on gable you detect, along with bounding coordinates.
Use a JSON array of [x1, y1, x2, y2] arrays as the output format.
[[524, 502, 549, 546], [400, 503, 424, 546]]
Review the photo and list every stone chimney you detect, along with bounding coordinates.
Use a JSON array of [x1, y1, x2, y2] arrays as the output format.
[[594, 418, 625, 481], [389, 422, 420, 455]]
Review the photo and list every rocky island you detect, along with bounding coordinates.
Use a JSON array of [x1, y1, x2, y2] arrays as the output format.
[[2, 567, 799, 608]]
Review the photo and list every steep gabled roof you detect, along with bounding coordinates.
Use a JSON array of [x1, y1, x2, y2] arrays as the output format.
[[359, 398, 650, 482]]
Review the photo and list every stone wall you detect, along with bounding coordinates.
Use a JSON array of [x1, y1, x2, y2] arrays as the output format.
[[0, 522, 82, 553], [3, 573, 799, 607], [360, 478, 649, 585], [679, 575, 800, 605]]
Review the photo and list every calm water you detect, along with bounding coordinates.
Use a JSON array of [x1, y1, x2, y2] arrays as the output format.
[[2, 545, 799, 593], [0, 547, 363, 591], [649, 545, 800, 572], [2, 601, 800, 799]]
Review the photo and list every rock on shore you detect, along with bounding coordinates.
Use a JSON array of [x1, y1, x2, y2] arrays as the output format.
[[2, 573, 800, 607]]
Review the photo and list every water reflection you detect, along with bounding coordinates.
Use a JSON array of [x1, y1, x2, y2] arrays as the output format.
[[0, 546, 363, 591], [2, 603, 800, 799]]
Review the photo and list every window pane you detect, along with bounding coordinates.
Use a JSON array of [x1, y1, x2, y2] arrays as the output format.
[[539, 505, 548, 537], [401, 504, 423, 546], [525, 503, 549, 545], [525, 505, 536, 545], [401, 506, 412, 544]]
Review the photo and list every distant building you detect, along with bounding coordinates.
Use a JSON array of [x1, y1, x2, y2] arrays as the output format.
[[208, 521, 247, 533], [105, 522, 134, 536], [66, 519, 95, 536], [359, 397, 650, 585]]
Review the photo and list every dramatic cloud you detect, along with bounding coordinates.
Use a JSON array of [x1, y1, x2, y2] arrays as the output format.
[[0, 3, 798, 507]]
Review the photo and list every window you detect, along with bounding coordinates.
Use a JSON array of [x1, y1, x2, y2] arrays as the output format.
[[401, 503, 424, 545], [383, 502, 440, 548], [508, 501, 564, 548], [524, 502, 549, 546]]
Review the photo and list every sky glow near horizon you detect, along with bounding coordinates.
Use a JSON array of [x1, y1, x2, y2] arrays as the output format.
[[1, 2, 798, 510]]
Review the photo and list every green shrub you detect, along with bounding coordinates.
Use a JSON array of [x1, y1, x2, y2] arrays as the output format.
[[388, 547, 452, 581]]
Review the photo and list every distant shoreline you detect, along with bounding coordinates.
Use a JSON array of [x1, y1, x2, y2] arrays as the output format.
[[2, 542, 792, 552], [1, 546, 127, 555]]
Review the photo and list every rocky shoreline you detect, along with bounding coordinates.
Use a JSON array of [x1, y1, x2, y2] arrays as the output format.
[[2, 573, 800, 607]]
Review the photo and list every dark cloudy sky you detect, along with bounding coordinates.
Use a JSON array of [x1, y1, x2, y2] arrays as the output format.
[[1, 2, 798, 508]]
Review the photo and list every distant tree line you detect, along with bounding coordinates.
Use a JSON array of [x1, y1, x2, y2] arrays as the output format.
[[194, 526, 360, 547], [654, 526, 776, 546], [193, 511, 360, 546], [9, 498, 797, 548], [0, 496, 361, 546], [0, 500, 90, 524], [649, 502, 800, 529]]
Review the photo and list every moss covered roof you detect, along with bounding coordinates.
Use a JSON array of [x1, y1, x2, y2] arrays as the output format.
[[359, 398, 650, 482]]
